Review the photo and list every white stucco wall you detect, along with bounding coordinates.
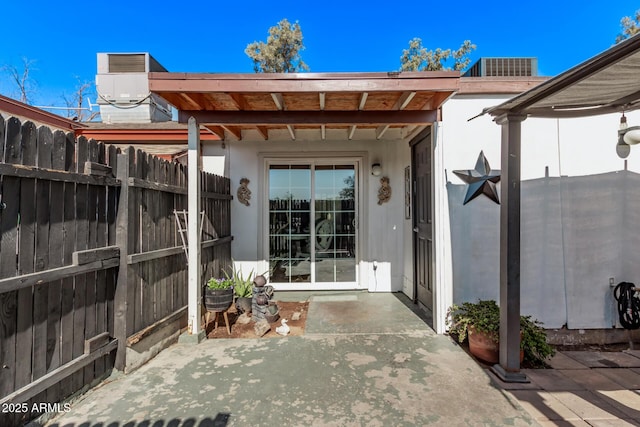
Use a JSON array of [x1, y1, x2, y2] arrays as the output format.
[[441, 94, 640, 330], [202, 134, 411, 293]]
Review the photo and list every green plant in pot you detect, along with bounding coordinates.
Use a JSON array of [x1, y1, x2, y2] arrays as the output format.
[[226, 265, 254, 314], [446, 299, 555, 367], [203, 277, 234, 313]]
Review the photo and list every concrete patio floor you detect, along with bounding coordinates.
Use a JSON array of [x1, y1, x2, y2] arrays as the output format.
[[40, 292, 536, 427], [36, 291, 640, 426]]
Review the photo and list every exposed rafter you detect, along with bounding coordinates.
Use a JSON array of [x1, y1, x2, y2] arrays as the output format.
[[321, 125, 326, 140], [256, 126, 269, 140], [358, 92, 368, 110], [203, 125, 226, 139], [348, 126, 357, 140], [227, 93, 248, 110], [319, 92, 326, 110], [271, 93, 285, 110], [376, 125, 390, 140], [286, 125, 296, 140], [221, 125, 242, 140], [179, 93, 201, 110], [394, 91, 416, 110]]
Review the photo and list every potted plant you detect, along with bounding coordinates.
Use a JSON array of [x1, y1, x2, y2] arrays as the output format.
[[446, 300, 555, 367], [204, 277, 234, 313], [229, 266, 254, 314]]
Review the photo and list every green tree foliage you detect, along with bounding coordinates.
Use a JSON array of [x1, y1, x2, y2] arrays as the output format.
[[616, 10, 640, 43], [245, 18, 309, 73], [400, 38, 476, 72]]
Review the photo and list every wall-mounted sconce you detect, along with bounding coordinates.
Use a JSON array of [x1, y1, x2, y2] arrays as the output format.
[[617, 112, 640, 158], [371, 163, 382, 176]]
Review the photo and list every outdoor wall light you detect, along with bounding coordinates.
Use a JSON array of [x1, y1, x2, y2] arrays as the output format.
[[617, 113, 640, 158], [371, 163, 382, 176]]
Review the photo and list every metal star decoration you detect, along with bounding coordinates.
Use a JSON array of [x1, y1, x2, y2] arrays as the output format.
[[453, 151, 501, 205]]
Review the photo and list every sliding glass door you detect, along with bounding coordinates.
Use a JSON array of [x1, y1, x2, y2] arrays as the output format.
[[268, 162, 357, 287]]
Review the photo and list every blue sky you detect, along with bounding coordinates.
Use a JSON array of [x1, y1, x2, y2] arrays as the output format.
[[1, 1, 637, 109]]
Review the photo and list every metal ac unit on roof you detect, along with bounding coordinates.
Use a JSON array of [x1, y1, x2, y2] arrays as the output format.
[[96, 53, 172, 123], [463, 58, 538, 77]]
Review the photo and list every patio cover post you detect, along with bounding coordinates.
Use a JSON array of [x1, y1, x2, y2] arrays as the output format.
[[492, 113, 528, 383], [187, 116, 204, 340]]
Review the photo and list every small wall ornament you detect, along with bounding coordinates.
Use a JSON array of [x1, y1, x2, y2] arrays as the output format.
[[237, 177, 251, 206], [377, 176, 392, 205], [453, 151, 501, 205]]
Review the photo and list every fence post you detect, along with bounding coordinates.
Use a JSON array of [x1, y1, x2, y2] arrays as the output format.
[[114, 150, 131, 370]]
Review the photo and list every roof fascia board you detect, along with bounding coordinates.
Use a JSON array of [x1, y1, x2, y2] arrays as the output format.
[[0, 94, 86, 131], [150, 74, 459, 94]]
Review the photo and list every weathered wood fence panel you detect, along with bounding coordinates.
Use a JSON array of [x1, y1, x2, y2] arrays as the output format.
[[0, 115, 233, 426]]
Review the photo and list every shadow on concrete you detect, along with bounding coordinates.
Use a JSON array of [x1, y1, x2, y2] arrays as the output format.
[[42, 413, 230, 427], [484, 352, 640, 424], [391, 291, 434, 330]]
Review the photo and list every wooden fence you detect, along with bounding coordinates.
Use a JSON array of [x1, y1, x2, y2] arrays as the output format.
[[0, 116, 232, 426]]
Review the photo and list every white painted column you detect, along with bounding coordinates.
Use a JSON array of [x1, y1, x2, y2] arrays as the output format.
[[187, 117, 202, 336], [432, 123, 453, 334]]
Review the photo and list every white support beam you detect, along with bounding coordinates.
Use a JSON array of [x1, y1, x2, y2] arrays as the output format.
[[187, 116, 203, 340], [319, 92, 326, 110], [286, 125, 296, 140], [321, 124, 326, 140], [348, 125, 357, 140], [376, 125, 390, 140], [394, 91, 417, 110], [271, 93, 285, 110], [358, 92, 368, 110]]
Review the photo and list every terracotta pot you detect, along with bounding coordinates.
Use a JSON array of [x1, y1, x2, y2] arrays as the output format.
[[468, 327, 523, 364], [468, 327, 499, 364]]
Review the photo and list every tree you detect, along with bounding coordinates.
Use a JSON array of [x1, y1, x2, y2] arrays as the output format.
[[2, 57, 37, 104], [245, 18, 309, 73], [62, 78, 100, 122], [400, 38, 476, 72], [616, 10, 640, 43]]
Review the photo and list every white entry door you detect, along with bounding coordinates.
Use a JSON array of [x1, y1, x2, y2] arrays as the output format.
[[267, 161, 358, 289]]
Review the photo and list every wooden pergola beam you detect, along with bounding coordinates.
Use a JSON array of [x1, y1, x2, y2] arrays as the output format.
[[319, 92, 326, 110], [321, 125, 326, 140], [178, 110, 437, 126], [150, 73, 460, 93]]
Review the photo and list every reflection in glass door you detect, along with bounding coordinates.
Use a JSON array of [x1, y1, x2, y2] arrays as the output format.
[[268, 163, 357, 286]]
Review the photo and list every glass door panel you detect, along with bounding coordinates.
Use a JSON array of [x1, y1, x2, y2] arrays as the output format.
[[268, 162, 357, 286], [269, 165, 311, 283], [314, 165, 356, 282]]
